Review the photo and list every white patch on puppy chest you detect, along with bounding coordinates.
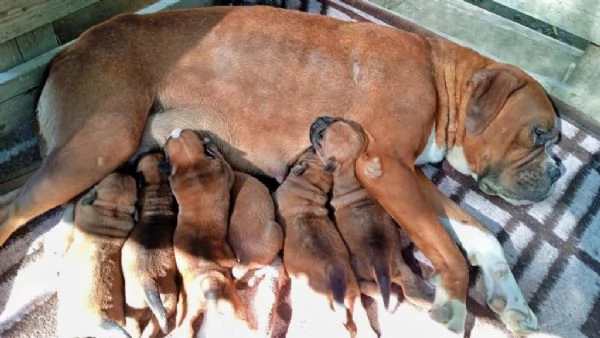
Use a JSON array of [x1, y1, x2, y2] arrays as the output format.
[[170, 128, 183, 139], [416, 127, 446, 165]]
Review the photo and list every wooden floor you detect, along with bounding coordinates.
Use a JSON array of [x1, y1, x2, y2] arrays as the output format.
[[368, 0, 600, 123]]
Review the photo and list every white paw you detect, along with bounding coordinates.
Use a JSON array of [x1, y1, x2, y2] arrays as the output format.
[[428, 284, 466, 334], [485, 263, 538, 335]]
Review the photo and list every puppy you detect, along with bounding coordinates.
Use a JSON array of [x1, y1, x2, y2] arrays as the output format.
[[57, 172, 137, 338], [274, 148, 374, 338], [310, 117, 431, 309], [165, 128, 245, 337], [228, 171, 283, 282], [121, 152, 178, 337]]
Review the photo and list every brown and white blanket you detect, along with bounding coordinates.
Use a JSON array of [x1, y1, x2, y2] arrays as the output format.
[[1, 1, 599, 337]]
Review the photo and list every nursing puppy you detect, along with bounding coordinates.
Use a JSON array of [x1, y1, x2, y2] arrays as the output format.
[[122, 152, 178, 337], [228, 171, 283, 282], [310, 117, 431, 310], [165, 128, 245, 337], [274, 148, 374, 337], [58, 172, 137, 338]]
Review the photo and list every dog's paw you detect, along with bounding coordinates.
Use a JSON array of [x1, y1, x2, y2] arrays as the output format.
[[428, 283, 466, 334], [485, 262, 538, 334]]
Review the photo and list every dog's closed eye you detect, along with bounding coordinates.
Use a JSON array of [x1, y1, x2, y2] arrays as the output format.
[[291, 162, 309, 176]]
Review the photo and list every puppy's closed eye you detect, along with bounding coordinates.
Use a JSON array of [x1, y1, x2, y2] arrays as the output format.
[[80, 190, 97, 206], [291, 162, 309, 176]]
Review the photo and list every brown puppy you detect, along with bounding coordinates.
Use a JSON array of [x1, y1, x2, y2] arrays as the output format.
[[165, 128, 243, 337], [121, 152, 178, 337], [1, 5, 555, 334], [274, 148, 373, 337], [228, 171, 283, 282], [310, 117, 431, 310], [57, 172, 137, 338]]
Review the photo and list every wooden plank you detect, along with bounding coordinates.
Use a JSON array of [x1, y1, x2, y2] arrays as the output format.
[[369, 0, 583, 81], [0, 162, 41, 195], [0, 39, 23, 72], [51, 0, 157, 44], [0, 42, 70, 103], [15, 24, 60, 61], [0, 89, 39, 139], [566, 44, 600, 95], [0, 0, 101, 43], [494, 0, 600, 46]]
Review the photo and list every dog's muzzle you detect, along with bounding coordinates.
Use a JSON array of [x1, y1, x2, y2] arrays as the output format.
[[309, 116, 339, 148]]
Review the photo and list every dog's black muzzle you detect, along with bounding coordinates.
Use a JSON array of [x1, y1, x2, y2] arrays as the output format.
[[309, 116, 339, 149]]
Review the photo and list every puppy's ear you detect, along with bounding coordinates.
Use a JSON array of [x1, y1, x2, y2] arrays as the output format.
[[323, 157, 337, 173], [291, 162, 309, 176], [157, 161, 172, 174], [80, 190, 97, 206], [466, 68, 526, 135]]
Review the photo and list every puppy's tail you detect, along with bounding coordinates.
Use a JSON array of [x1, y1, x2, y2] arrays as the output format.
[[142, 279, 169, 334], [328, 265, 348, 322], [372, 258, 392, 310], [97, 318, 131, 338]]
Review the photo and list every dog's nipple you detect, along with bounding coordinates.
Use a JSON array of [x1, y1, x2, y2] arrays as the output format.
[[170, 128, 183, 139]]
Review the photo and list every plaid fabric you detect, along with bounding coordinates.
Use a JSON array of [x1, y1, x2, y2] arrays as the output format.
[[1, 1, 599, 337]]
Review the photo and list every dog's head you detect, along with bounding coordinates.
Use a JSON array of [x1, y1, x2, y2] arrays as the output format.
[[163, 128, 234, 193], [454, 65, 561, 204], [289, 147, 333, 194], [309, 116, 367, 173], [79, 172, 137, 216]]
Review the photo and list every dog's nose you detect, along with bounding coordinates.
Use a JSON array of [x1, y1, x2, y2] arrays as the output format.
[[309, 116, 338, 146], [547, 165, 562, 183]]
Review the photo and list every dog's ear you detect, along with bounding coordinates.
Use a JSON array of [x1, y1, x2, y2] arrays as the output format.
[[466, 68, 526, 135], [323, 157, 337, 173], [291, 162, 309, 176], [80, 190, 97, 206]]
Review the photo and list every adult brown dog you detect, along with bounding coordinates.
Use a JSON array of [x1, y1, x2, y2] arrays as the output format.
[[310, 117, 431, 311], [0, 5, 560, 334], [165, 128, 246, 337], [274, 148, 374, 338], [121, 152, 178, 337], [57, 172, 137, 338], [228, 171, 283, 281]]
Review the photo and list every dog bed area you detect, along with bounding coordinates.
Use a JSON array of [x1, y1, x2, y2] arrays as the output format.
[[0, 1, 599, 337]]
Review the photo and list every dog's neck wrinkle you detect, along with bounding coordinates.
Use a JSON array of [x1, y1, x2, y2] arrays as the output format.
[[428, 36, 488, 149], [140, 185, 175, 217], [285, 175, 329, 206]]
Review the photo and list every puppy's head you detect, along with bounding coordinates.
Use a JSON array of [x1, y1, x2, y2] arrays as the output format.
[[163, 129, 234, 201], [456, 64, 561, 204], [136, 152, 168, 186], [290, 147, 333, 193], [309, 116, 367, 173], [80, 172, 137, 216]]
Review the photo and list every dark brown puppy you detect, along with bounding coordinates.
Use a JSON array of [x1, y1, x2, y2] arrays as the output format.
[[274, 148, 373, 337], [58, 172, 137, 338], [229, 171, 283, 282], [122, 152, 178, 337], [165, 128, 245, 337], [311, 117, 432, 310]]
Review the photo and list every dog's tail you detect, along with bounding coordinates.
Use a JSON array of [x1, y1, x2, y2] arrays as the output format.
[[372, 258, 392, 310], [328, 264, 348, 323], [369, 232, 392, 310], [97, 318, 131, 338], [142, 278, 169, 334]]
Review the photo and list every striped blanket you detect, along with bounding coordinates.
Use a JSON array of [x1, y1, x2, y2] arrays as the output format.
[[1, 1, 599, 337]]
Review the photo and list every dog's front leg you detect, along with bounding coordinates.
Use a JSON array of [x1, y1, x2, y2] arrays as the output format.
[[415, 169, 538, 335], [355, 149, 468, 334]]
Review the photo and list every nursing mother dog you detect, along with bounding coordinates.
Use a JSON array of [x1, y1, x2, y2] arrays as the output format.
[[0, 5, 560, 335]]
